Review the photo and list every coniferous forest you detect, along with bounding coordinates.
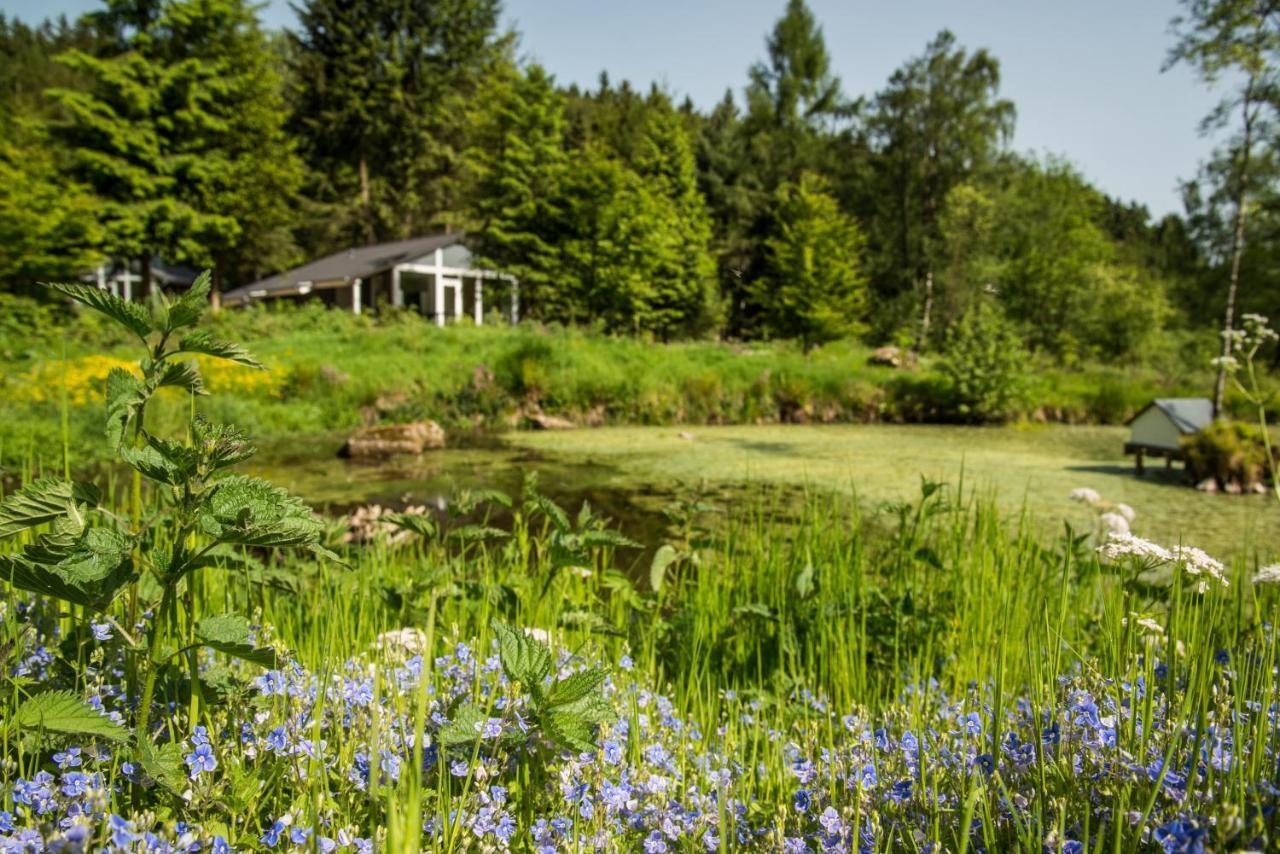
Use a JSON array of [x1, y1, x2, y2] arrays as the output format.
[[3, 0, 1277, 366]]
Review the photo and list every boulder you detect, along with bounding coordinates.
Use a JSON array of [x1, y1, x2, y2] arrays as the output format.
[[1195, 477, 1219, 493], [527, 411, 576, 431], [340, 421, 445, 458], [870, 346, 902, 368]]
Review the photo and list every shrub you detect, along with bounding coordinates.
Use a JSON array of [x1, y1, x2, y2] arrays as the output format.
[[939, 302, 1028, 422], [1181, 420, 1274, 492]]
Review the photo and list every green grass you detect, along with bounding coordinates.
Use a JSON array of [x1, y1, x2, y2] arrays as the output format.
[[1, 300, 1224, 473], [508, 423, 1280, 559]]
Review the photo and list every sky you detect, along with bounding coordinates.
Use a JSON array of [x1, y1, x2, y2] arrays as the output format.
[[7, 0, 1228, 219]]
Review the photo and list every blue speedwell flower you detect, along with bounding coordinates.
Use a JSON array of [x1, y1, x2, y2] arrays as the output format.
[[185, 742, 217, 780]]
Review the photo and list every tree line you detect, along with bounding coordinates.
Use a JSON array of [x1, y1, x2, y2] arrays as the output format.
[[1, 0, 1277, 364]]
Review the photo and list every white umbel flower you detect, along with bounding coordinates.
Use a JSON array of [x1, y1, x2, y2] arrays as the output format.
[[1098, 512, 1131, 536], [1069, 487, 1101, 505], [1252, 564, 1280, 585]]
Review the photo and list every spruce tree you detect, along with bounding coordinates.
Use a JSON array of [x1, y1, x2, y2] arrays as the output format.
[[754, 172, 869, 350]]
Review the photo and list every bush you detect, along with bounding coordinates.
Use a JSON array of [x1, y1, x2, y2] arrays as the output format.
[[1181, 420, 1275, 492], [939, 302, 1028, 422]]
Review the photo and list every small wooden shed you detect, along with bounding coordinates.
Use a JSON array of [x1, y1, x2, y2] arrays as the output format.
[[1124, 397, 1213, 474]]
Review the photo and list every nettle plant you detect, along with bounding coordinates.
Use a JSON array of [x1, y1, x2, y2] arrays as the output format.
[[0, 275, 335, 791]]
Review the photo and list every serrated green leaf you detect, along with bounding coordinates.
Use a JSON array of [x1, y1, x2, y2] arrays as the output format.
[[46, 282, 153, 342], [650, 544, 679, 593], [543, 709, 597, 754], [120, 444, 187, 485], [447, 525, 509, 543], [547, 669, 607, 708], [15, 690, 128, 741], [164, 271, 211, 332], [177, 330, 264, 370], [492, 621, 552, 689], [551, 691, 615, 725], [437, 703, 488, 747], [105, 368, 147, 448], [387, 513, 437, 539], [197, 475, 323, 549], [0, 479, 100, 539], [155, 360, 206, 396], [196, 614, 278, 668], [136, 738, 187, 794], [524, 491, 570, 533], [1, 527, 135, 610], [580, 529, 640, 550]]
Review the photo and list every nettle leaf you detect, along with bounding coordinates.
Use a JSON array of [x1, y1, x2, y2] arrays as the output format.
[[164, 271, 211, 332], [177, 330, 264, 370], [15, 690, 128, 742], [46, 282, 153, 342], [437, 703, 488, 748], [105, 368, 147, 448], [136, 738, 187, 794], [192, 416, 256, 470], [580, 529, 640, 550], [553, 691, 614, 725], [546, 669, 607, 708], [492, 621, 552, 690], [120, 444, 189, 486], [387, 513, 437, 539], [543, 709, 597, 754], [524, 492, 571, 533], [155, 360, 206, 396], [1, 526, 135, 610], [197, 475, 324, 549], [196, 614, 279, 668], [0, 479, 100, 539], [447, 525, 509, 544]]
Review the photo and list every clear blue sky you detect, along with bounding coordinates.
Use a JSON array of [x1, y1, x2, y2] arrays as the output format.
[[7, 0, 1225, 218]]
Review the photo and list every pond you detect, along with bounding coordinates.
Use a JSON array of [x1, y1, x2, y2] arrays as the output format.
[[250, 424, 1279, 561]]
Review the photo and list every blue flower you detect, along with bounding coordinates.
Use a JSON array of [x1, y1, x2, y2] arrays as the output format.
[[260, 820, 287, 848], [185, 743, 217, 779], [793, 789, 811, 813], [643, 830, 669, 853], [52, 748, 82, 769], [90, 621, 113, 642]]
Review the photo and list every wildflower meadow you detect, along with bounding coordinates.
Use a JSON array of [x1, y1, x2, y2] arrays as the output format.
[[2, 283, 1279, 854]]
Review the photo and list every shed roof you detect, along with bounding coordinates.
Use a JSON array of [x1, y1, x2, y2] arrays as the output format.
[[1126, 398, 1214, 434], [223, 233, 465, 304]]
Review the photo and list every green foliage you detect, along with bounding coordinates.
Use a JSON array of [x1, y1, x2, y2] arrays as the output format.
[[0, 479, 101, 539], [1, 268, 335, 750], [14, 690, 129, 742], [754, 172, 869, 349], [939, 301, 1028, 421], [196, 614, 280, 667], [1182, 420, 1274, 490]]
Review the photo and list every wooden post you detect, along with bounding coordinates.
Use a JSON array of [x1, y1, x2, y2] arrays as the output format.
[[352, 278, 362, 315], [1135, 449, 1145, 476], [474, 277, 483, 325]]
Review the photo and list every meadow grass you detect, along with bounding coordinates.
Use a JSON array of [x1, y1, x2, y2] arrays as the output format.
[[0, 302, 1218, 473], [508, 423, 1280, 559], [3, 467, 1280, 851]]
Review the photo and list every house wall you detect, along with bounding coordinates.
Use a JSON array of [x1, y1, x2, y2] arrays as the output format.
[[1129, 408, 1184, 451]]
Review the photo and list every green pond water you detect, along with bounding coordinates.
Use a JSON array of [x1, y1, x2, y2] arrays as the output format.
[[247, 424, 1279, 560]]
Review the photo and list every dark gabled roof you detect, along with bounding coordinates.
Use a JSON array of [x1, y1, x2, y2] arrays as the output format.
[[223, 233, 465, 304], [1126, 398, 1214, 433]]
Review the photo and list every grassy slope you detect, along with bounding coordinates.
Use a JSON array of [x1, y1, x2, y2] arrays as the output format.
[[508, 423, 1280, 558], [1, 304, 1211, 472]]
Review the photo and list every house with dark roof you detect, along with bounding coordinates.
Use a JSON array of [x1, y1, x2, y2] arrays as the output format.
[[221, 233, 518, 325], [86, 258, 201, 302], [1124, 397, 1213, 474]]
